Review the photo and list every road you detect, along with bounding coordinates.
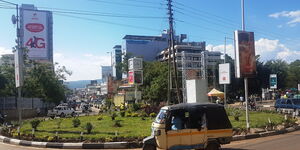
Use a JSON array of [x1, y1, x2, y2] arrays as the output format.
[[1, 130, 300, 150]]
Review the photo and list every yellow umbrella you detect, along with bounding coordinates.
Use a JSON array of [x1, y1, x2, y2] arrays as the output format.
[[207, 88, 224, 98]]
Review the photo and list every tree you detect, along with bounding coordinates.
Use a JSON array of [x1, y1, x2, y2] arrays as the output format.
[[287, 60, 300, 88], [141, 61, 168, 104]]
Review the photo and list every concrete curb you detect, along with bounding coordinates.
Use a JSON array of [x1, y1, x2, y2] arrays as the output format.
[[1, 125, 300, 149]]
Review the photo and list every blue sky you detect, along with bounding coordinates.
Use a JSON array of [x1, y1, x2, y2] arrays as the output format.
[[0, 0, 299, 81]]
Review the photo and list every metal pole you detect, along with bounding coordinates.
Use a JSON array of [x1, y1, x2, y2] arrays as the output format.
[[224, 37, 227, 107], [241, 0, 249, 129], [241, 0, 245, 31], [181, 51, 186, 103], [134, 84, 137, 103]]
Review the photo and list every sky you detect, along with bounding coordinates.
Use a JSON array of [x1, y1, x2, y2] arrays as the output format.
[[0, 0, 300, 81]]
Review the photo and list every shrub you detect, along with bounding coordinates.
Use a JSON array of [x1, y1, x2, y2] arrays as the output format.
[[126, 113, 132, 117], [97, 116, 103, 121], [30, 119, 41, 130], [113, 120, 122, 127], [131, 112, 139, 117], [120, 111, 125, 117], [72, 118, 81, 128], [56, 119, 63, 129], [138, 111, 148, 117], [111, 112, 117, 120], [149, 112, 157, 118], [231, 109, 242, 121], [85, 122, 93, 134]]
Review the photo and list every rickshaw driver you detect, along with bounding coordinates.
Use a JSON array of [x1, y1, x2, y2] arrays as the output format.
[[171, 115, 182, 130]]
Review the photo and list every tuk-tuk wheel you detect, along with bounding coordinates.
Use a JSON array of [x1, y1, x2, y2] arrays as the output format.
[[205, 142, 220, 150], [143, 144, 156, 150]]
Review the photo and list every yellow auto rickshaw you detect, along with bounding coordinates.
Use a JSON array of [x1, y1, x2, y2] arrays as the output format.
[[143, 103, 232, 150]]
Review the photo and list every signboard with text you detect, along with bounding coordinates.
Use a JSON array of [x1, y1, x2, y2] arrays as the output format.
[[22, 10, 48, 59], [128, 58, 143, 70], [234, 30, 256, 78], [270, 74, 277, 89], [219, 63, 231, 84]]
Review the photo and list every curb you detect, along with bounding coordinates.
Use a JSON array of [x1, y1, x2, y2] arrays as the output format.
[[1, 125, 300, 149]]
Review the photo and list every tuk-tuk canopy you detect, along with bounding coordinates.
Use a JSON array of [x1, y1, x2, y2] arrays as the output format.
[[207, 88, 224, 98]]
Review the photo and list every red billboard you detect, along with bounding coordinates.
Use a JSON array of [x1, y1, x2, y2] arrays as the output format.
[[234, 30, 256, 78]]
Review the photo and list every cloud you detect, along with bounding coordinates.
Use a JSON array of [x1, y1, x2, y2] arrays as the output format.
[[269, 10, 300, 27], [54, 52, 111, 81], [207, 38, 300, 62], [0, 47, 12, 57]]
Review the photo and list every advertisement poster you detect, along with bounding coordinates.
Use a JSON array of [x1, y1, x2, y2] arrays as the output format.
[[219, 63, 231, 84], [22, 10, 48, 59], [128, 71, 134, 85], [234, 30, 256, 78]]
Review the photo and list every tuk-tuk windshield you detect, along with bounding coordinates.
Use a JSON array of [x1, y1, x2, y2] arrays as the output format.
[[155, 109, 167, 124]]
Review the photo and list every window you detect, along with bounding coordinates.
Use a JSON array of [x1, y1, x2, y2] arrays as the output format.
[[155, 109, 167, 124]]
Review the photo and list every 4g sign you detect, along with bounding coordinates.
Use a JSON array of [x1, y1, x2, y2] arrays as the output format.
[[22, 9, 48, 59]]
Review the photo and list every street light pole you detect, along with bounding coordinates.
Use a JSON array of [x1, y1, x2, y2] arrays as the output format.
[[241, 0, 250, 130], [0, 0, 23, 124]]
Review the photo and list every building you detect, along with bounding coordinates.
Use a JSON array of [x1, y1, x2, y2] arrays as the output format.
[[156, 41, 222, 79], [101, 66, 112, 82], [20, 4, 53, 63], [112, 45, 122, 80], [122, 30, 171, 61], [0, 54, 14, 67]]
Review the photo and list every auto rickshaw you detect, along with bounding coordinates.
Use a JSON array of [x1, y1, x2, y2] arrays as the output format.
[[143, 103, 232, 150]]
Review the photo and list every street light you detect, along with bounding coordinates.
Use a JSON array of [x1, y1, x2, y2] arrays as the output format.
[[0, 0, 23, 124]]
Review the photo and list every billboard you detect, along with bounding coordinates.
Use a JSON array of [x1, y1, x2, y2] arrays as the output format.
[[128, 58, 143, 70], [22, 10, 48, 59], [270, 74, 277, 89], [219, 63, 231, 84], [234, 30, 256, 78], [128, 70, 143, 85]]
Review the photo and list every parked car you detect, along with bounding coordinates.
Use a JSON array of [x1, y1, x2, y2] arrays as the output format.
[[275, 98, 300, 115], [143, 103, 232, 150], [47, 105, 76, 118]]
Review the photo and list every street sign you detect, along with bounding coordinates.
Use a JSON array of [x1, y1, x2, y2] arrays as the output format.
[[270, 74, 277, 89], [128, 58, 143, 70], [219, 63, 231, 84]]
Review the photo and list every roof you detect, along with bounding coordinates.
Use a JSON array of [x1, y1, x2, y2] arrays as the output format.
[[123, 35, 166, 41], [168, 103, 223, 111]]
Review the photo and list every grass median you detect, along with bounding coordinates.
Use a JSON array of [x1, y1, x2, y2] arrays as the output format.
[[16, 110, 286, 142]]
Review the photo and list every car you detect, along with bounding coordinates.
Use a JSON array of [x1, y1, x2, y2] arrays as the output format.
[[47, 105, 76, 118], [275, 98, 300, 115], [143, 103, 232, 150]]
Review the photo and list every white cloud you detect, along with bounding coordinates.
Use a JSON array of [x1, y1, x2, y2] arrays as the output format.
[[54, 52, 111, 81], [0, 47, 12, 57], [269, 10, 300, 27], [207, 38, 300, 62]]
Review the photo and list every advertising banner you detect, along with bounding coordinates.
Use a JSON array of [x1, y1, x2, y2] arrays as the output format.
[[14, 49, 23, 87], [128, 71, 134, 85], [219, 63, 231, 84], [22, 10, 48, 59], [128, 58, 143, 70], [270, 74, 277, 89], [234, 30, 256, 78]]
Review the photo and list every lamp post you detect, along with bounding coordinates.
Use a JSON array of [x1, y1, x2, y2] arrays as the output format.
[[0, 0, 23, 124], [223, 37, 234, 107]]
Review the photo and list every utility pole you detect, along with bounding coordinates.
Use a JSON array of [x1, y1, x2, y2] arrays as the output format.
[[167, 0, 181, 104], [0, 0, 23, 124], [241, 0, 250, 130]]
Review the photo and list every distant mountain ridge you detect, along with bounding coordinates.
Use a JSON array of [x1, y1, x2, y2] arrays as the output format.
[[65, 79, 102, 89]]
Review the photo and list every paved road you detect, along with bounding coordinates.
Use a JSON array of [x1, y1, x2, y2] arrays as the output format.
[[1, 130, 300, 150]]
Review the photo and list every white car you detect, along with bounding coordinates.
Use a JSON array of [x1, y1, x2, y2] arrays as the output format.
[[47, 106, 75, 118]]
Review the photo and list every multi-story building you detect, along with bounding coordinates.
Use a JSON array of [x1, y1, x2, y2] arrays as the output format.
[[112, 45, 122, 80], [101, 66, 112, 82], [122, 30, 171, 61], [0, 54, 14, 67], [156, 41, 222, 79]]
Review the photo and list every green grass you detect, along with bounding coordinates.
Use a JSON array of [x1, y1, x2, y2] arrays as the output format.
[[228, 111, 285, 129], [20, 115, 153, 141], [17, 111, 285, 142]]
